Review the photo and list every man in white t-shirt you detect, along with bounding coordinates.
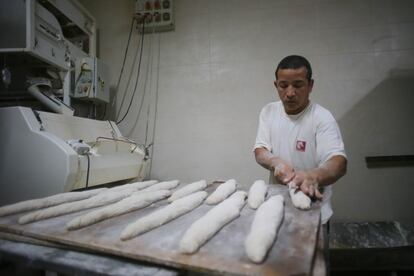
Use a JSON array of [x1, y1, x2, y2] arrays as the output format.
[[254, 55, 347, 224]]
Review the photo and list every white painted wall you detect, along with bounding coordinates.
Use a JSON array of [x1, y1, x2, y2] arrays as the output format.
[[81, 0, 414, 222]]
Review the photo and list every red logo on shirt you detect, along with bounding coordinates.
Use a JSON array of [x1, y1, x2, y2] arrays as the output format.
[[296, 140, 306, 152]]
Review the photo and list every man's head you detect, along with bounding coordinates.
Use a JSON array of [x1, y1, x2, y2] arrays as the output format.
[[274, 55, 314, 115]]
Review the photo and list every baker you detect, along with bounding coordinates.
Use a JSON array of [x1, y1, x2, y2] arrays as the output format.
[[253, 55, 347, 225]]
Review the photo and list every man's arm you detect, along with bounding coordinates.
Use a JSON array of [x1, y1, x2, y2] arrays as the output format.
[[254, 147, 295, 183], [310, 155, 347, 186], [292, 155, 347, 198]]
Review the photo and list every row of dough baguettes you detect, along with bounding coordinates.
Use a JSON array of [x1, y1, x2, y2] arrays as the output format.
[[0, 179, 311, 263]]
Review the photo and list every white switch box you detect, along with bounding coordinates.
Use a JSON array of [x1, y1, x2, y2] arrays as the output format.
[[134, 0, 174, 33]]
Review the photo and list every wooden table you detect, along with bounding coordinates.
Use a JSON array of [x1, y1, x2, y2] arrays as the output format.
[[0, 184, 322, 275], [0, 237, 178, 276]]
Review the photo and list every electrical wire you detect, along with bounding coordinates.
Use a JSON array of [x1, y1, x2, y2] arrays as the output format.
[[144, 23, 156, 146], [144, 91, 151, 145], [148, 33, 161, 177], [126, 16, 155, 138], [85, 153, 90, 189], [124, 14, 156, 154], [115, 20, 142, 120], [110, 17, 136, 115], [115, 47, 140, 120], [116, 19, 146, 125], [99, 103, 107, 120]]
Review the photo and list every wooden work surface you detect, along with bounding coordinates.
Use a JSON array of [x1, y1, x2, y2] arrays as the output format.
[[0, 184, 321, 276]]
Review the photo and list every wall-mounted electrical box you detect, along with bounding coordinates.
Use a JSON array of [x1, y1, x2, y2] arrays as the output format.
[[134, 0, 174, 33]]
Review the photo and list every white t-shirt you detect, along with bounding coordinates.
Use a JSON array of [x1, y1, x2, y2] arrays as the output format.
[[254, 101, 346, 224]]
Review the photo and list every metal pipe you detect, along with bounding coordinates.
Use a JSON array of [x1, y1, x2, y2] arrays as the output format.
[[92, 136, 142, 153], [27, 83, 74, 115]]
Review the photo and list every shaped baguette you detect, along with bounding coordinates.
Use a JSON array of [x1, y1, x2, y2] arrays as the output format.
[[67, 190, 171, 230], [110, 180, 158, 192], [247, 180, 268, 209], [168, 180, 207, 202], [245, 195, 284, 263], [139, 180, 180, 192], [0, 188, 107, 217], [205, 179, 237, 205], [19, 187, 139, 224], [120, 191, 207, 240], [179, 191, 247, 254], [288, 182, 311, 210]]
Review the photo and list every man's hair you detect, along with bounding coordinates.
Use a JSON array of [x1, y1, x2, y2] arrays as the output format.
[[275, 55, 312, 80]]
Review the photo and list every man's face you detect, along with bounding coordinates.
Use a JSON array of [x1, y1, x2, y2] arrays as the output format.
[[274, 67, 314, 115]]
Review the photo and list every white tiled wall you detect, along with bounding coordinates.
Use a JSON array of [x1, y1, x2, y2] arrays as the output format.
[[81, 0, 414, 222]]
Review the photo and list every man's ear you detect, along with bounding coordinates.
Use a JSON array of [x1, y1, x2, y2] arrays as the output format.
[[274, 80, 278, 88], [309, 79, 314, 89]]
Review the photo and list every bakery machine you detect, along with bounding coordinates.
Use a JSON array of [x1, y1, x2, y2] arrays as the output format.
[[0, 0, 148, 205]]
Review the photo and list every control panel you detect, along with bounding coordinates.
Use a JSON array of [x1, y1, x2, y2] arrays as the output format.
[[134, 0, 174, 33], [72, 57, 109, 103]]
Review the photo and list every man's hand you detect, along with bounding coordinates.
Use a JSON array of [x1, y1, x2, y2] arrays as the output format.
[[254, 148, 295, 185], [271, 158, 295, 184], [255, 147, 346, 200], [291, 155, 347, 199], [290, 171, 323, 200]]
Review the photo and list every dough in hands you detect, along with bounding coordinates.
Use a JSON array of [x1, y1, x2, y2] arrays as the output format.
[[205, 179, 237, 205], [139, 180, 180, 192], [168, 180, 208, 202], [0, 188, 107, 217], [247, 180, 268, 209], [66, 190, 171, 230], [179, 191, 247, 254], [120, 191, 207, 241], [288, 182, 311, 210], [19, 188, 138, 224], [245, 195, 284, 263]]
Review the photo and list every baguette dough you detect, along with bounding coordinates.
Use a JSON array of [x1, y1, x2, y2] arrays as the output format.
[[110, 180, 158, 192], [247, 180, 268, 209], [139, 180, 180, 192], [19, 188, 136, 224], [0, 188, 107, 217], [245, 195, 284, 263], [288, 182, 311, 210], [205, 179, 237, 205], [168, 180, 207, 202], [67, 190, 171, 230], [179, 191, 247, 254], [120, 191, 207, 241]]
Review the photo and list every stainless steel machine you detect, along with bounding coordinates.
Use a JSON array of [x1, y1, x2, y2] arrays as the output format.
[[0, 0, 108, 107], [0, 106, 148, 205], [0, 0, 148, 205]]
